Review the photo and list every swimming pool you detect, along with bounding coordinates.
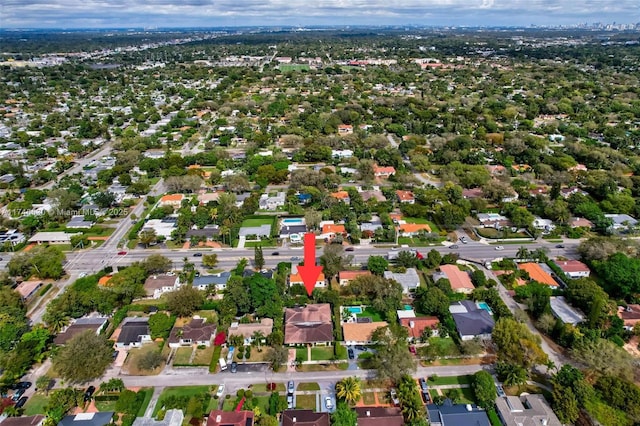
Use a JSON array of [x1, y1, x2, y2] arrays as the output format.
[[282, 218, 305, 225], [477, 302, 493, 314], [346, 306, 363, 314], [404, 305, 412, 310]]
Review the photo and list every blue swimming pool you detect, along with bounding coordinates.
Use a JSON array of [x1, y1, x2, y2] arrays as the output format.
[[282, 218, 304, 225], [404, 305, 412, 310], [477, 302, 493, 314], [346, 306, 363, 314]]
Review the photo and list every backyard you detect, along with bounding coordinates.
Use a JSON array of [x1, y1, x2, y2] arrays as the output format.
[[153, 386, 216, 417]]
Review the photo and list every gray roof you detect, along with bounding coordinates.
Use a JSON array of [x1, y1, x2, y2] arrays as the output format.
[[450, 302, 495, 337], [193, 272, 231, 287], [550, 296, 584, 325], [604, 213, 638, 226], [383, 268, 420, 292], [495, 395, 562, 426], [117, 317, 150, 345], [427, 400, 490, 426], [132, 410, 184, 426], [58, 412, 115, 426], [238, 224, 271, 237], [279, 224, 307, 235]]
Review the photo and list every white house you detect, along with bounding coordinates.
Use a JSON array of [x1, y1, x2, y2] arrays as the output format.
[[259, 192, 286, 210]]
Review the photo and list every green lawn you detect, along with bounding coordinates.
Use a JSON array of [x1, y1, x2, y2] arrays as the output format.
[[251, 383, 286, 392], [136, 388, 154, 417], [95, 400, 117, 412], [426, 337, 461, 357], [278, 64, 310, 72], [297, 382, 320, 391], [310, 347, 334, 361], [295, 394, 317, 410], [153, 386, 213, 416], [360, 306, 383, 322], [442, 387, 475, 404], [23, 393, 49, 415], [173, 347, 193, 365], [295, 347, 308, 361], [362, 392, 376, 405], [241, 218, 274, 227], [245, 239, 277, 247], [427, 375, 472, 386]]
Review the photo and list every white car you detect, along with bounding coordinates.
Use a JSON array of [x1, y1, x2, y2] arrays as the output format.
[[324, 396, 334, 410], [216, 384, 225, 398], [494, 246, 504, 251]]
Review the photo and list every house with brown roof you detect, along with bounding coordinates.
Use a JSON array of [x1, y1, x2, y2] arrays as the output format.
[[396, 190, 415, 204], [143, 275, 180, 299], [342, 321, 388, 345], [518, 263, 559, 288], [228, 318, 273, 345], [206, 410, 254, 426], [437, 265, 475, 294], [159, 194, 184, 208], [373, 165, 396, 178], [282, 410, 329, 426], [54, 317, 108, 345], [338, 270, 371, 286], [1, 415, 45, 426], [284, 304, 333, 346], [617, 304, 640, 330], [554, 259, 590, 279], [168, 317, 216, 348], [569, 217, 594, 229], [15, 280, 42, 300], [355, 407, 404, 426]]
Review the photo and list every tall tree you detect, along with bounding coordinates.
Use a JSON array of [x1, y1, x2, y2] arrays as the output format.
[[369, 325, 415, 382], [166, 285, 204, 317], [331, 402, 358, 426], [472, 371, 497, 409], [367, 256, 388, 276], [492, 317, 548, 370], [320, 244, 352, 280], [335, 377, 362, 405], [53, 331, 113, 383], [254, 246, 265, 270]]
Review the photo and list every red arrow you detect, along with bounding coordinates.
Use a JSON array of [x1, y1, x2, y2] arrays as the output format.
[[297, 233, 323, 296]]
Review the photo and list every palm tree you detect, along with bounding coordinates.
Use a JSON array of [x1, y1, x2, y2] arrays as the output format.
[[335, 376, 362, 405], [516, 246, 530, 260], [251, 331, 265, 352], [3, 406, 20, 417]]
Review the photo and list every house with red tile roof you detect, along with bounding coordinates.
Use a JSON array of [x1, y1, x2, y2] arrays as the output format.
[[284, 304, 333, 345], [343, 321, 388, 345], [206, 410, 254, 426], [396, 190, 415, 204], [617, 305, 640, 330], [398, 223, 431, 237], [399, 315, 440, 341], [373, 165, 396, 177], [437, 264, 475, 294], [289, 272, 326, 289], [338, 124, 354, 134], [338, 270, 371, 286], [518, 263, 559, 287], [321, 223, 346, 236], [330, 191, 351, 204], [554, 259, 590, 279], [159, 194, 184, 207]]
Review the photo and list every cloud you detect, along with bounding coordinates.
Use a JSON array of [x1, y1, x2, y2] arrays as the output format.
[[1, 0, 638, 27]]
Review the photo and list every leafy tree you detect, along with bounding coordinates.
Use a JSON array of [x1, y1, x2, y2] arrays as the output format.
[[594, 375, 640, 422], [347, 275, 403, 318], [397, 375, 427, 424], [202, 254, 218, 269], [551, 385, 579, 425], [166, 286, 204, 317], [331, 402, 358, 426], [395, 250, 418, 268], [137, 350, 165, 371], [36, 375, 52, 394], [320, 244, 352, 280], [304, 210, 322, 231], [335, 376, 362, 405], [138, 229, 158, 248], [266, 345, 288, 371], [254, 246, 265, 270], [592, 252, 640, 299], [7, 245, 65, 279], [492, 318, 548, 370], [496, 362, 528, 388], [424, 249, 442, 269], [472, 371, 497, 409], [367, 256, 388, 275], [570, 337, 634, 380], [369, 325, 415, 382], [267, 391, 287, 416], [148, 312, 176, 339], [514, 282, 551, 319], [45, 388, 82, 424], [141, 254, 172, 274], [93, 191, 117, 208], [414, 286, 449, 317], [246, 274, 283, 319], [53, 331, 113, 383]]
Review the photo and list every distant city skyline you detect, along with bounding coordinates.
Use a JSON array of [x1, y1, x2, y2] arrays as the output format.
[[1, 0, 639, 29]]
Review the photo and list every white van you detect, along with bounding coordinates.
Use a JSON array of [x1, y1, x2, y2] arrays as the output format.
[[219, 358, 227, 371]]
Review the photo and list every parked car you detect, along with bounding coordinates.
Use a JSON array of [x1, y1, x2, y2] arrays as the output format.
[[78, 272, 87, 278], [496, 384, 506, 397], [288, 381, 295, 394], [117, 251, 127, 255], [450, 244, 459, 249], [419, 378, 428, 392], [193, 252, 203, 257], [422, 390, 431, 403], [348, 348, 355, 360], [84, 386, 96, 401], [324, 396, 334, 410], [494, 246, 504, 251], [230, 362, 238, 373], [287, 395, 294, 409], [389, 389, 399, 405], [13, 382, 32, 390], [12, 389, 25, 401], [216, 384, 225, 398], [14, 396, 28, 409]]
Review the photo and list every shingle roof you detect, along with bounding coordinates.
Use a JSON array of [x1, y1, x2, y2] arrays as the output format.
[[450, 302, 495, 338], [117, 317, 150, 345], [342, 321, 388, 342], [168, 318, 215, 345], [58, 412, 115, 426], [206, 410, 254, 426], [439, 265, 475, 292], [282, 410, 329, 426], [355, 407, 404, 426], [2, 415, 45, 426], [54, 317, 108, 345]]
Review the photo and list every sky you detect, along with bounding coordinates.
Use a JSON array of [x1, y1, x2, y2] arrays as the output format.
[[1, 0, 639, 29]]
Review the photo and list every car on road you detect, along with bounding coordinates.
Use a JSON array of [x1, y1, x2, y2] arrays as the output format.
[[287, 381, 295, 395], [117, 251, 127, 255], [324, 396, 334, 410], [193, 252, 203, 257], [272, 252, 280, 256], [345, 247, 355, 251], [389, 389, 399, 405], [13, 382, 32, 390], [460, 237, 467, 244], [12, 389, 25, 401], [494, 246, 504, 251], [496, 384, 506, 397], [216, 384, 225, 398], [14, 396, 28, 409], [290, 256, 300, 261], [555, 244, 565, 248], [78, 272, 87, 278], [348, 348, 355, 360], [230, 362, 238, 373], [450, 244, 459, 249], [84, 386, 96, 401]]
